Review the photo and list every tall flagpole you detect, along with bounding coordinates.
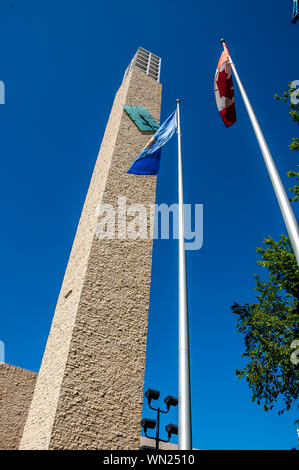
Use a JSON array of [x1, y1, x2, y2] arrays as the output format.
[[221, 39, 299, 267], [176, 99, 192, 450]]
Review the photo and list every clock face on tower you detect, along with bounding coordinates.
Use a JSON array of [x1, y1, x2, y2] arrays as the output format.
[[123, 105, 159, 133]]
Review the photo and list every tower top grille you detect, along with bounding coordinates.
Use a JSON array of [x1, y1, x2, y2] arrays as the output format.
[[123, 47, 161, 83]]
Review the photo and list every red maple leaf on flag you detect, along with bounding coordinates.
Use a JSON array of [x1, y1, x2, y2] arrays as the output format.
[[217, 68, 234, 100], [214, 59, 236, 128]]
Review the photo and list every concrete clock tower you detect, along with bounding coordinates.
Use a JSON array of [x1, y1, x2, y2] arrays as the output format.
[[19, 48, 162, 450]]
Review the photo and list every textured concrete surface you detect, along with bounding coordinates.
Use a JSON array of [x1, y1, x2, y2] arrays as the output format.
[[0, 363, 37, 449], [140, 436, 199, 450], [140, 436, 179, 450], [19, 64, 162, 450]]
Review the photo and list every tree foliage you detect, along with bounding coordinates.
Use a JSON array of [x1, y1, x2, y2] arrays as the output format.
[[232, 236, 299, 414], [275, 83, 299, 201], [232, 84, 299, 417]]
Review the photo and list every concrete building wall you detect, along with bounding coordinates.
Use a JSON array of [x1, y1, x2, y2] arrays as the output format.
[[0, 363, 37, 449], [19, 65, 162, 450], [140, 436, 198, 450], [140, 436, 179, 450]]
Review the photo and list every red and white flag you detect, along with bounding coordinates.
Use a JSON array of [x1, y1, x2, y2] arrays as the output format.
[[214, 46, 236, 127]]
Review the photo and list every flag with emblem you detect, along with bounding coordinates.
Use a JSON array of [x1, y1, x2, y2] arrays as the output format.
[[127, 111, 177, 175], [214, 44, 237, 127]]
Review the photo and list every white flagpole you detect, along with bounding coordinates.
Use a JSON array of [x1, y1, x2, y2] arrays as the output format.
[[176, 99, 192, 450], [220, 39, 299, 267]]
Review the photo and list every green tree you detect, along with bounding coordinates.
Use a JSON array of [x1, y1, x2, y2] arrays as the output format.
[[275, 82, 299, 201], [232, 84, 299, 417]]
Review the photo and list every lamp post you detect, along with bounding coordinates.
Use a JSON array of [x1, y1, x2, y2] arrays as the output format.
[[141, 388, 178, 450]]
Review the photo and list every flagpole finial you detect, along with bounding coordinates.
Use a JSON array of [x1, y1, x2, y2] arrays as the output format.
[[176, 98, 180, 103], [220, 38, 225, 44]]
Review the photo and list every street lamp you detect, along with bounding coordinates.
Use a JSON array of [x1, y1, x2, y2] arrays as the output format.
[[165, 423, 178, 440], [141, 388, 178, 450], [140, 418, 156, 433], [145, 389, 160, 405], [164, 395, 178, 411]]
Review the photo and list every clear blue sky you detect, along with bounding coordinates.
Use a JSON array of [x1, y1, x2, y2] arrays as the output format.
[[0, 0, 298, 450]]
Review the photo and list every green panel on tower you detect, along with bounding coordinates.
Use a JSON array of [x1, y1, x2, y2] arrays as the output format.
[[123, 105, 159, 133]]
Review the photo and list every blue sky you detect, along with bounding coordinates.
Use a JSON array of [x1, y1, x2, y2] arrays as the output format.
[[0, 0, 298, 450]]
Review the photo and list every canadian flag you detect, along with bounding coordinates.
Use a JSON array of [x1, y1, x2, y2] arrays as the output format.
[[214, 47, 236, 127]]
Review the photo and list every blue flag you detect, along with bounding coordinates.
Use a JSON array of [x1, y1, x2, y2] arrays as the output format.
[[127, 111, 177, 175], [292, 0, 299, 23]]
